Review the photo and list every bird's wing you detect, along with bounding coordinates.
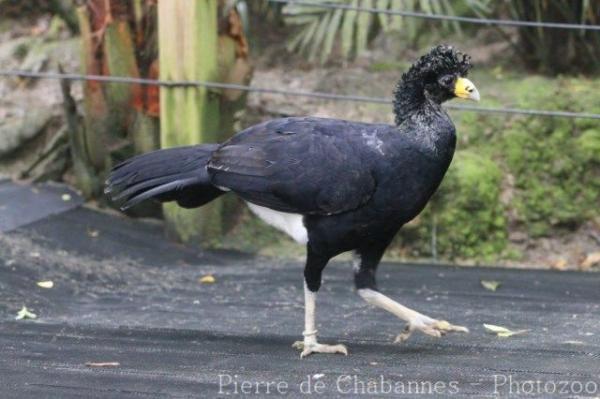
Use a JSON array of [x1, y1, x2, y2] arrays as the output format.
[[207, 117, 384, 215]]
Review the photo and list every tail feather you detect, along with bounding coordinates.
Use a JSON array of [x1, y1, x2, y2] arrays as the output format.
[[105, 144, 224, 210], [119, 177, 199, 210], [111, 174, 193, 201]]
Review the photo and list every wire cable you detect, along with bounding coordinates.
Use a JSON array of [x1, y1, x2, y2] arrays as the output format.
[[1, 69, 599, 120], [271, 0, 600, 31]]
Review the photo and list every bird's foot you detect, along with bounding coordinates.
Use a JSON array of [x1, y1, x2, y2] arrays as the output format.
[[292, 340, 348, 358], [394, 314, 469, 343]]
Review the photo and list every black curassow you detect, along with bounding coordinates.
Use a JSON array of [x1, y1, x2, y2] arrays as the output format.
[[106, 45, 481, 357]]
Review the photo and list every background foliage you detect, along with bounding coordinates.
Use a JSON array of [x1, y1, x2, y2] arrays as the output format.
[[275, 0, 600, 75], [282, 0, 490, 63], [0, 0, 598, 266]]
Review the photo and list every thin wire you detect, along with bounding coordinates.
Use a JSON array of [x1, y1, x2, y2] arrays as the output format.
[[271, 0, 600, 31], [0, 70, 384, 103], [2, 69, 600, 120]]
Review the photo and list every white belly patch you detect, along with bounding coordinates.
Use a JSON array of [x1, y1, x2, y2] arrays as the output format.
[[246, 202, 308, 244]]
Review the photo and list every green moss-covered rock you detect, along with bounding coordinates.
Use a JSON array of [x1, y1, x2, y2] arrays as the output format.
[[498, 78, 600, 236], [448, 76, 600, 243], [575, 129, 600, 163], [505, 124, 584, 234]]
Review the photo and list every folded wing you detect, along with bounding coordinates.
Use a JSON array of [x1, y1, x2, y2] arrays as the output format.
[[207, 117, 379, 215]]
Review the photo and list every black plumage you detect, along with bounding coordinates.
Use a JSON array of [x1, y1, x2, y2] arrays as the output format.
[[106, 144, 224, 209], [106, 45, 478, 357]]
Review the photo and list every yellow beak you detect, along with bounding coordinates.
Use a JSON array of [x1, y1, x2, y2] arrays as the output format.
[[454, 77, 480, 101]]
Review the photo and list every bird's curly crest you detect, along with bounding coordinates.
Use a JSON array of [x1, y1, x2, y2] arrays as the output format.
[[403, 44, 472, 81]]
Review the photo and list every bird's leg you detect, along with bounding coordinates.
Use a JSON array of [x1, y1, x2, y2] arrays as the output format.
[[292, 282, 348, 357], [353, 249, 468, 343], [292, 250, 348, 358], [357, 288, 468, 342]]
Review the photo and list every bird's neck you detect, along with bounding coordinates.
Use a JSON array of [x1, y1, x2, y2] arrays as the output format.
[[393, 75, 456, 160], [393, 77, 438, 125], [393, 77, 423, 124]]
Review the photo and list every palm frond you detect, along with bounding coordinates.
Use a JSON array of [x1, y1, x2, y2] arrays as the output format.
[[282, 0, 493, 64]]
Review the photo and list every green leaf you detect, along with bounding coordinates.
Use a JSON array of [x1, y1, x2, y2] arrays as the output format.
[[480, 280, 501, 291], [309, 10, 333, 61], [321, 8, 344, 64], [389, 0, 404, 30], [298, 19, 320, 53], [376, 0, 390, 31], [287, 22, 314, 52], [441, 0, 462, 35], [420, 0, 433, 15], [484, 324, 529, 338], [406, 0, 417, 38], [285, 15, 322, 25], [341, 0, 359, 59], [281, 0, 486, 62], [284, 5, 328, 15], [355, 0, 373, 57]]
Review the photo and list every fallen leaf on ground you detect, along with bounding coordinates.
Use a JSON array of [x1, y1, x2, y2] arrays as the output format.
[[199, 275, 216, 284], [481, 280, 501, 291], [580, 252, 600, 270], [563, 340, 584, 345], [483, 323, 529, 338], [15, 306, 37, 320], [551, 258, 568, 271], [85, 362, 120, 368], [37, 280, 54, 289]]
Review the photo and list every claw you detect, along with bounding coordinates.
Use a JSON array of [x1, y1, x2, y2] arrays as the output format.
[[394, 318, 469, 343], [435, 320, 469, 333], [394, 325, 414, 343]]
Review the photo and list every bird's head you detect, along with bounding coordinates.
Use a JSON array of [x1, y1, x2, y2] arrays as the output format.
[[401, 44, 479, 104]]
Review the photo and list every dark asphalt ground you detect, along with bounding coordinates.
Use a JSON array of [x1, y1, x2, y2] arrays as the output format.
[[1, 179, 599, 398]]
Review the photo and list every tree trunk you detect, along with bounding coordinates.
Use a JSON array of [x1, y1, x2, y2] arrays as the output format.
[[75, 0, 160, 204], [217, 2, 253, 232], [76, 5, 110, 197], [158, 0, 222, 245]]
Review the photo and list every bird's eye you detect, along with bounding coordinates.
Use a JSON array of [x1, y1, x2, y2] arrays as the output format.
[[439, 75, 454, 87]]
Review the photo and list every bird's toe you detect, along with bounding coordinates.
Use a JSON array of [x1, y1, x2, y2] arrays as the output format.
[[434, 320, 470, 334], [293, 341, 348, 358], [395, 317, 469, 343]]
